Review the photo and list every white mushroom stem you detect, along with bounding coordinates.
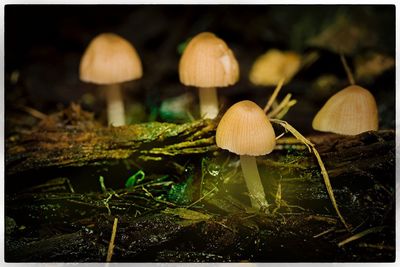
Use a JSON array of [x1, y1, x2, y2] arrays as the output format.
[[240, 155, 269, 209], [198, 87, 219, 119], [105, 84, 125, 126]]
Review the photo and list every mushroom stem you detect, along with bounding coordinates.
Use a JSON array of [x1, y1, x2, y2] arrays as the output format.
[[105, 84, 125, 126], [198, 87, 218, 119], [240, 155, 269, 209]]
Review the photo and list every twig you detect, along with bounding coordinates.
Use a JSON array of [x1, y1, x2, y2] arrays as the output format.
[[338, 226, 385, 247], [186, 185, 218, 209], [106, 217, 119, 262], [270, 119, 350, 230], [340, 53, 356, 85], [20, 106, 47, 120], [358, 243, 395, 250], [274, 99, 297, 119], [263, 78, 285, 113], [313, 227, 336, 238], [268, 93, 294, 118]]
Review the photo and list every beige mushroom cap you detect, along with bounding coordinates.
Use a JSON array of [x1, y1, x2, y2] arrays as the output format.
[[179, 32, 239, 88], [312, 85, 379, 135], [249, 49, 301, 86], [80, 33, 143, 85], [216, 100, 276, 156]]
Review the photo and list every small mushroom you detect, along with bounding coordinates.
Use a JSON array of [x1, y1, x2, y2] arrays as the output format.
[[179, 32, 239, 119], [312, 85, 378, 135], [216, 100, 276, 210], [249, 49, 301, 87], [80, 33, 143, 126]]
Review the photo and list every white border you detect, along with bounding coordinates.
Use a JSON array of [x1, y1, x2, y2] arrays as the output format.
[[0, 1, 398, 267]]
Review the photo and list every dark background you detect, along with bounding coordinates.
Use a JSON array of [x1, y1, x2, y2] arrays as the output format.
[[5, 5, 396, 133]]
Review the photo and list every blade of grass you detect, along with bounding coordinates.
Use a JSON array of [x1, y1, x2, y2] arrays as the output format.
[[263, 78, 285, 113], [338, 226, 385, 247], [340, 53, 356, 85], [268, 93, 293, 118], [270, 119, 350, 230]]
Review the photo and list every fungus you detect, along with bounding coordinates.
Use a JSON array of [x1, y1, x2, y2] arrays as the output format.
[[179, 32, 239, 119], [312, 85, 378, 135], [80, 33, 143, 126], [249, 49, 301, 87], [216, 100, 276, 210]]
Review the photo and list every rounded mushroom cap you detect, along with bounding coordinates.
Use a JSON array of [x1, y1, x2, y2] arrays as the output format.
[[179, 32, 239, 88], [312, 85, 379, 135], [80, 33, 143, 85], [216, 100, 276, 156], [249, 49, 301, 86]]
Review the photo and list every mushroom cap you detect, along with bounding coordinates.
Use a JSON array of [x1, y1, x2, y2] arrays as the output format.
[[179, 32, 239, 88], [249, 49, 301, 86], [216, 100, 276, 156], [80, 33, 143, 85], [312, 85, 379, 135]]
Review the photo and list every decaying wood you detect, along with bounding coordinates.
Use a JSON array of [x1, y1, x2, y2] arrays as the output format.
[[5, 104, 395, 178], [5, 104, 217, 174]]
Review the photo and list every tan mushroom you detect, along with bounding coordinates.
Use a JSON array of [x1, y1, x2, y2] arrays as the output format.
[[80, 33, 143, 126], [249, 49, 301, 87], [312, 85, 378, 135], [179, 32, 239, 119], [216, 100, 276, 210]]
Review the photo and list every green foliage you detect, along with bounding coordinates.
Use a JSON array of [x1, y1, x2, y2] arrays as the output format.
[[167, 164, 196, 205], [125, 170, 146, 188], [177, 37, 192, 55]]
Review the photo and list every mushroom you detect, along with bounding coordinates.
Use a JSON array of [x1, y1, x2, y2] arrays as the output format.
[[216, 100, 276, 210], [80, 33, 143, 126], [249, 49, 301, 87], [312, 85, 378, 135], [179, 32, 239, 119]]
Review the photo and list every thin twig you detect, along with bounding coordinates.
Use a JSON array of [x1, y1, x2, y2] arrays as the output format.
[[274, 100, 297, 119], [338, 226, 385, 247], [313, 227, 336, 238], [358, 243, 395, 250], [20, 106, 47, 120], [340, 53, 356, 85], [268, 93, 293, 118], [106, 217, 118, 262], [186, 185, 218, 209], [263, 78, 285, 113], [270, 119, 350, 230]]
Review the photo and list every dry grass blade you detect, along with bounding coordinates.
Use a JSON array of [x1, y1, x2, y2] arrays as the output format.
[[358, 243, 395, 250], [106, 217, 119, 262], [20, 105, 47, 120], [313, 227, 336, 238], [338, 226, 385, 247], [263, 78, 285, 113], [268, 93, 294, 118], [274, 99, 297, 119], [270, 118, 350, 230], [272, 182, 282, 213], [340, 53, 356, 85]]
